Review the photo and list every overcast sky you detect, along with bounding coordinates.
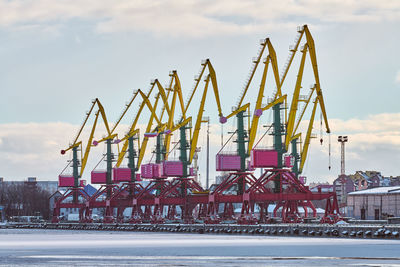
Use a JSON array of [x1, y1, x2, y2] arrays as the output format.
[[0, 0, 399, 185]]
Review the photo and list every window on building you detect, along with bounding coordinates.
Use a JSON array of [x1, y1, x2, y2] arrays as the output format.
[[361, 208, 366, 220], [347, 206, 354, 218], [375, 209, 380, 220]]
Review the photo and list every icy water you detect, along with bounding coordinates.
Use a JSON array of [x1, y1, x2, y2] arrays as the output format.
[[1, 229, 400, 266]]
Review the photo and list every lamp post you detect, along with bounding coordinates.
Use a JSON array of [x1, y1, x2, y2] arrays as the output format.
[[337, 136, 348, 176]]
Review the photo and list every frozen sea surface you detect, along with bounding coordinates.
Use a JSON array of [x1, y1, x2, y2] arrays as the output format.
[[1, 228, 400, 266]]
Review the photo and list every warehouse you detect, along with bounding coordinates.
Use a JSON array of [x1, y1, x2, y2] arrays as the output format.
[[347, 186, 400, 220]]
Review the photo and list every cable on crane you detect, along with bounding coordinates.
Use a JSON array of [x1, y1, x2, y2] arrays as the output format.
[[328, 133, 331, 170], [320, 111, 323, 145], [220, 123, 223, 148]]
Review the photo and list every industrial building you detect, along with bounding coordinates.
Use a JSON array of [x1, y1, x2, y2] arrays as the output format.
[[0, 177, 58, 193], [333, 171, 400, 215], [333, 175, 355, 210], [347, 186, 400, 220]]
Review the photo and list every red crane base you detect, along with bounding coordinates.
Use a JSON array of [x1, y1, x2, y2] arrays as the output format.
[[52, 169, 341, 224], [51, 187, 90, 223]]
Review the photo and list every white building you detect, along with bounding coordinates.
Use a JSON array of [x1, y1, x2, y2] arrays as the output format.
[[347, 186, 400, 220]]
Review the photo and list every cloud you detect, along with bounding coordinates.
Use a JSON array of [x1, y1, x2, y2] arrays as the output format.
[[304, 113, 400, 183], [0, 122, 129, 181], [0, 0, 399, 37], [330, 113, 400, 133], [2, 112, 400, 184], [0, 122, 77, 180]]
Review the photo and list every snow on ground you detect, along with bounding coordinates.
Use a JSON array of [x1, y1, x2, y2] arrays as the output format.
[[1, 229, 400, 266]]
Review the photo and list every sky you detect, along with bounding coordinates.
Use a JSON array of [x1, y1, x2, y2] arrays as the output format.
[[0, 0, 399, 185]]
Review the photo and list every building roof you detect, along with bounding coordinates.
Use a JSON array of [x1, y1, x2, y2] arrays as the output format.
[[348, 186, 400, 195], [48, 184, 98, 198], [310, 184, 333, 193], [83, 184, 97, 196], [48, 190, 63, 199], [358, 171, 370, 180]]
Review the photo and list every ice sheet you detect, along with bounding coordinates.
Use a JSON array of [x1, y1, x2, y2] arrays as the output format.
[[1, 229, 400, 266]]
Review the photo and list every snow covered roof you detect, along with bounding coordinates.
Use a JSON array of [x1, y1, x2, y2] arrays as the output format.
[[348, 186, 400, 195]]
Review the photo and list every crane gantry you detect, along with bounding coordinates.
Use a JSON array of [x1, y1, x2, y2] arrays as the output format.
[[53, 24, 340, 225]]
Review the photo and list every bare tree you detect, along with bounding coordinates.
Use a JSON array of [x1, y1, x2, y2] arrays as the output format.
[[0, 183, 51, 220]]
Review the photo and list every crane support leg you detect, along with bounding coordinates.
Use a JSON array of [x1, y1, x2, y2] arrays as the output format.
[[72, 146, 79, 205], [273, 103, 284, 192], [128, 136, 136, 183], [291, 138, 299, 177], [236, 111, 248, 195], [179, 126, 188, 178]]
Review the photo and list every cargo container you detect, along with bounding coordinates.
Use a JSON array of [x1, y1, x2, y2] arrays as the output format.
[[216, 154, 241, 171], [58, 175, 74, 187], [91, 170, 107, 184], [250, 149, 278, 168], [163, 161, 183, 177]]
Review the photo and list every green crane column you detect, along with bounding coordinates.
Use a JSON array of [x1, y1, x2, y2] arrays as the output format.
[[236, 111, 247, 195], [106, 139, 113, 184], [273, 103, 284, 193], [106, 138, 113, 198], [72, 146, 79, 203], [179, 126, 188, 201], [128, 136, 136, 183], [72, 146, 79, 188], [156, 134, 162, 164], [291, 138, 299, 177], [155, 133, 165, 196], [236, 111, 247, 172], [179, 126, 188, 177]]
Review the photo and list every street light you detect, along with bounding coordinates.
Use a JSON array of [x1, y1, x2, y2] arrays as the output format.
[[337, 136, 348, 176]]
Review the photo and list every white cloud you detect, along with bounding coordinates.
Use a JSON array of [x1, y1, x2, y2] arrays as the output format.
[[2, 112, 400, 184], [330, 113, 400, 133], [0, 0, 399, 37], [304, 113, 400, 183], [0, 122, 77, 180], [0, 122, 124, 181]]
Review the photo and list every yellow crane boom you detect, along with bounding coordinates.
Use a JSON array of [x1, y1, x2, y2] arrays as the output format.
[[279, 25, 331, 175], [236, 39, 268, 109], [184, 59, 224, 119], [303, 25, 330, 134], [164, 71, 187, 159], [165, 59, 225, 164], [61, 98, 111, 177], [115, 86, 166, 168], [80, 110, 100, 177], [299, 97, 319, 173], [189, 74, 211, 162], [285, 45, 309, 150], [224, 38, 283, 155]]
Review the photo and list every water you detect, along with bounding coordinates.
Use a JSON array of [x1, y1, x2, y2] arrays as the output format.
[[1, 228, 400, 266]]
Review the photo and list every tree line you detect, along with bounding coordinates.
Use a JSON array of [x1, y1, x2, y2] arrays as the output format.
[[0, 183, 51, 220]]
